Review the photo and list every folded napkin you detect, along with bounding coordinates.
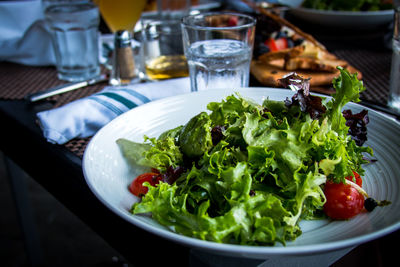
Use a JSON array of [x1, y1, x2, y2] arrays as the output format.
[[0, 1, 56, 66], [37, 77, 191, 144]]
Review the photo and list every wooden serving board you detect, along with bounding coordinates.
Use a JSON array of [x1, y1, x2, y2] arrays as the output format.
[[250, 60, 362, 95]]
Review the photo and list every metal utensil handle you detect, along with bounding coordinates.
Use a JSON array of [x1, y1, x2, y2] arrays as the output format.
[[27, 75, 107, 102]]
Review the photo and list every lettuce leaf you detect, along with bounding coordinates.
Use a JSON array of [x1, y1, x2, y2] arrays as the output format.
[[327, 67, 365, 133], [178, 112, 213, 158], [116, 135, 183, 173], [133, 161, 301, 245]]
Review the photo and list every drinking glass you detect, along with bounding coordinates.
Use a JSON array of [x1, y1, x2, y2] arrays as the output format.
[[43, 0, 100, 82], [141, 19, 188, 80], [181, 12, 256, 92], [94, 0, 147, 85]]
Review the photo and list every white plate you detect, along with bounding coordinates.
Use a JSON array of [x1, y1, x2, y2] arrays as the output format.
[[288, 8, 394, 29], [83, 88, 400, 259]]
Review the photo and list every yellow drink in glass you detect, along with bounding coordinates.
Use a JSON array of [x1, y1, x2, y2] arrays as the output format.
[[95, 0, 147, 32], [94, 0, 147, 85], [145, 55, 188, 80]]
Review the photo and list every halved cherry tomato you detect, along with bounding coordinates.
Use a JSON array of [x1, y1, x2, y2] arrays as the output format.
[[264, 37, 288, 52], [129, 172, 162, 197], [346, 171, 362, 187], [265, 38, 278, 51], [274, 37, 288, 50], [323, 176, 365, 219]]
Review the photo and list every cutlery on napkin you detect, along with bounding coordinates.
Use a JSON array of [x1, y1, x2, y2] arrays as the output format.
[[27, 75, 108, 102]]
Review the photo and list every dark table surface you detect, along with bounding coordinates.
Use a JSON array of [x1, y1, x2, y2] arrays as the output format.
[[0, 98, 193, 266], [1, 9, 400, 266]]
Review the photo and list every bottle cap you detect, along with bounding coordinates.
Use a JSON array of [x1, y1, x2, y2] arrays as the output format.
[[115, 30, 132, 48]]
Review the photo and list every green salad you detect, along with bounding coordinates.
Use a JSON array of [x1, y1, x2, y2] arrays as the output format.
[[302, 0, 393, 11], [117, 67, 373, 246]]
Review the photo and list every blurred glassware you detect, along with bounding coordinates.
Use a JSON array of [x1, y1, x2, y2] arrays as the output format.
[[141, 19, 188, 80], [157, 0, 190, 21], [94, 0, 147, 85], [181, 12, 256, 92], [43, 0, 101, 82], [388, 1, 400, 113]]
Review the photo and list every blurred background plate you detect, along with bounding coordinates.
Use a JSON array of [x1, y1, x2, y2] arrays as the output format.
[[288, 8, 394, 29]]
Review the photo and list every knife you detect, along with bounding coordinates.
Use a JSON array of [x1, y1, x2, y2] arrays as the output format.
[[27, 74, 108, 102]]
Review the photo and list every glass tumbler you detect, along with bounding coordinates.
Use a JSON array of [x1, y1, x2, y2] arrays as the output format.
[[181, 12, 256, 92]]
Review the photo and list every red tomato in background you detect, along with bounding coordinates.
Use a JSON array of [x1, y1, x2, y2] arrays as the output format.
[[264, 37, 288, 52], [274, 37, 288, 50], [323, 180, 365, 220], [129, 172, 162, 197], [227, 16, 238, 26]]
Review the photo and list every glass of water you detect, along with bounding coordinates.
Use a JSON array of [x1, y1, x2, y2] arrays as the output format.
[[181, 12, 256, 92], [44, 0, 100, 82]]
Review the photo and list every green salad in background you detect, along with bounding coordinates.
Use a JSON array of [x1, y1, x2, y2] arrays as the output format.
[[302, 0, 393, 11], [117, 67, 374, 246]]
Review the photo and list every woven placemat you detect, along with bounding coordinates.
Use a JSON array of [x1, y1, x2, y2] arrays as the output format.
[[64, 137, 92, 158], [0, 62, 107, 107], [333, 49, 391, 105], [0, 62, 107, 158], [0, 62, 57, 99]]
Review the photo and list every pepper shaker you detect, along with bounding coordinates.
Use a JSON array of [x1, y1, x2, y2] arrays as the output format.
[[110, 30, 137, 85]]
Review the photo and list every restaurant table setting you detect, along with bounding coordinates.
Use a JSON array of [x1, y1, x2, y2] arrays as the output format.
[[1, 0, 400, 266], [36, 77, 190, 145]]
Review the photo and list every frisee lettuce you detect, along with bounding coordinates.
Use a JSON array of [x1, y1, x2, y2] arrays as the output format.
[[117, 68, 372, 246]]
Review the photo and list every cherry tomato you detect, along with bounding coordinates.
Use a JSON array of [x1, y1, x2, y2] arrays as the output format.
[[129, 172, 162, 197], [346, 171, 362, 187], [264, 37, 288, 52], [274, 37, 288, 50], [227, 16, 238, 27], [323, 180, 365, 219], [265, 38, 278, 51]]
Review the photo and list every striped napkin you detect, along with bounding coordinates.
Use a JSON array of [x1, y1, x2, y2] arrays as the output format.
[[37, 77, 190, 144]]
